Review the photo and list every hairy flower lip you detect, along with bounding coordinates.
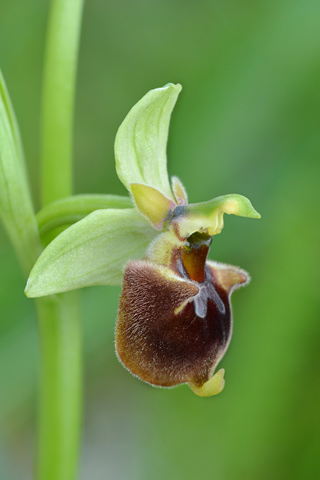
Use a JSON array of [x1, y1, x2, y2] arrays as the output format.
[[116, 211, 250, 396], [115, 258, 248, 393]]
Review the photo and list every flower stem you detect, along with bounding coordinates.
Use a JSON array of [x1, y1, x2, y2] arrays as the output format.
[[36, 293, 82, 480], [37, 0, 84, 478], [41, 0, 84, 206]]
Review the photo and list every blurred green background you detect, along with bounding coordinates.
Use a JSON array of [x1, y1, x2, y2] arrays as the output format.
[[0, 0, 320, 479]]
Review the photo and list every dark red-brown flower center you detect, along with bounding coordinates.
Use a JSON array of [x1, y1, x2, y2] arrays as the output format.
[[116, 231, 248, 389]]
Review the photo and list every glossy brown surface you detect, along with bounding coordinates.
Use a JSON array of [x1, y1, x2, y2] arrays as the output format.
[[181, 232, 212, 283]]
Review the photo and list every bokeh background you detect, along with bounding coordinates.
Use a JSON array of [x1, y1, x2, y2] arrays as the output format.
[[0, 0, 319, 479]]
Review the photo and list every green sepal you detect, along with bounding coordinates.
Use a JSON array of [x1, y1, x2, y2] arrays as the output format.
[[0, 70, 41, 275], [115, 83, 181, 201], [25, 208, 157, 297], [36, 194, 133, 237]]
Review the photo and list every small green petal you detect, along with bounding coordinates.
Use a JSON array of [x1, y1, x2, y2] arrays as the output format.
[[115, 83, 182, 200], [130, 183, 175, 230], [25, 208, 157, 297], [171, 176, 188, 205]]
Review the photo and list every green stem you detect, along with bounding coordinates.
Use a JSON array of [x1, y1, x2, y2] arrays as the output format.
[[36, 293, 81, 480], [41, 0, 84, 205], [38, 0, 84, 479]]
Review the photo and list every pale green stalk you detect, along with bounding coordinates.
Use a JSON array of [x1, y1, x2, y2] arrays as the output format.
[[36, 293, 81, 480], [37, 0, 84, 479], [41, 0, 84, 205]]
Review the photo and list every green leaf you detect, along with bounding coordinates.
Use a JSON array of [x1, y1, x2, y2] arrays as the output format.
[[0, 71, 25, 167], [25, 208, 157, 297], [0, 70, 41, 275], [36, 193, 133, 236], [115, 83, 182, 201]]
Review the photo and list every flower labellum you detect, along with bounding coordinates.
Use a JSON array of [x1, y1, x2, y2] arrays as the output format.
[[116, 236, 249, 397]]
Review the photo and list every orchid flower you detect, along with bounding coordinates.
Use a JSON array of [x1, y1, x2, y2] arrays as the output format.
[[26, 84, 260, 396]]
